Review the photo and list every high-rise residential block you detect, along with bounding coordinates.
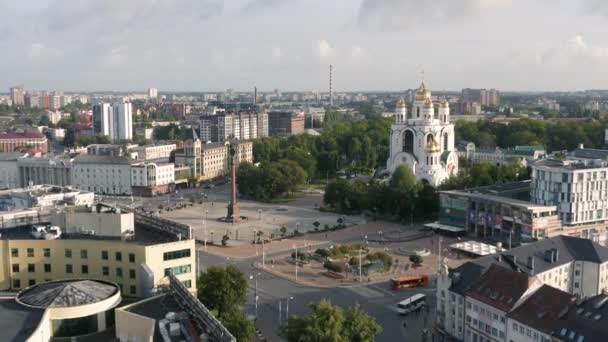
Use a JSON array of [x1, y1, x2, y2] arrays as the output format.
[[93, 103, 133, 142]]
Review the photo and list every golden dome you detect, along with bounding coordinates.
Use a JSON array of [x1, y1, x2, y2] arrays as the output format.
[[396, 96, 406, 108], [440, 98, 449, 108], [415, 81, 431, 101], [423, 98, 433, 109], [425, 136, 441, 153]]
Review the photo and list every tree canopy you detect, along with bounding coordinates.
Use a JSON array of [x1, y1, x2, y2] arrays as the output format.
[[278, 299, 382, 342], [237, 161, 307, 200], [196, 265, 254, 341]]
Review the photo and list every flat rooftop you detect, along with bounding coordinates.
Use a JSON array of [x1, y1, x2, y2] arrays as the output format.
[[0, 224, 180, 246], [0, 299, 45, 342]]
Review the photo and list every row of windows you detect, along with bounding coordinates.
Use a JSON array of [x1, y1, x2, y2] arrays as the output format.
[[11, 263, 136, 279], [11, 248, 136, 263], [163, 249, 191, 261], [164, 264, 192, 276]]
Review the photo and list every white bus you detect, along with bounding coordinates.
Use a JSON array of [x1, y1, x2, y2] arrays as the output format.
[[396, 293, 426, 315]]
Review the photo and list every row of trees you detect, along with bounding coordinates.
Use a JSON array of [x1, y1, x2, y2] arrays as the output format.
[[237, 160, 307, 201], [324, 166, 438, 221], [253, 116, 392, 179], [456, 118, 608, 152], [324, 162, 529, 220], [279, 299, 382, 342]]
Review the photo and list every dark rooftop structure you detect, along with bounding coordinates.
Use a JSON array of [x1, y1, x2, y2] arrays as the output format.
[[465, 264, 536, 312], [553, 293, 608, 342], [17, 279, 118, 309], [449, 235, 608, 295], [0, 299, 44, 342], [508, 284, 576, 335]]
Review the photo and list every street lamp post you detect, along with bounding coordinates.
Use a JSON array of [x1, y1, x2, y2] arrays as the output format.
[[293, 244, 298, 281], [204, 209, 209, 251], [286, 296, 294, 321], [250, 273, 260, 321]]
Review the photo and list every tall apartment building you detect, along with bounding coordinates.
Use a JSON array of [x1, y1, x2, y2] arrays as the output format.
[[435, 235, 608, 341], [199, 112, 265, 142], [531, 146, 608, 242], [93, 102, 133, 142], [25, 93, 40, 108], [147, 87, 158, 99], [10, 86, 25, 106], [267, 110, 305, 136], [461, 88, 500, 109]]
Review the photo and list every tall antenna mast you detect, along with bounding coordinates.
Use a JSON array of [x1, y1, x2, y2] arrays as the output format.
[[329, 64, 333, 107]]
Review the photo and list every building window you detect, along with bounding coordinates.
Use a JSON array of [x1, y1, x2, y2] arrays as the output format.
[[80, 249, 88, 259], [182, 280, 192, 288], [27, 248, 34, 257], [130, 285, 137, 295], [28, 279, 36, 286], [102, 266, 109, 276], [12, 264, 19, 273], [44, 264, 51, 273], [66, 264, 73, 273], [65, 249, 72, 258], [575, 282, 580, 289], [129, 253, 135, 263], [163, 249, 191, 261], [102, 250, 108, 260], [11, 248, 18, 257], [12, 279, 20, 289], [116, 252, 122, 261], [43, 248, 51, 257], [116, 268, 123, 278], [82, 265, 89, 274], [164, 264, 192, 276], [28, 264, 35, 273]]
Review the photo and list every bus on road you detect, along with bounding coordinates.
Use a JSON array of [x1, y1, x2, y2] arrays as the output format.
[[396, 293, 426, 315], [390, 275, 429, 290]]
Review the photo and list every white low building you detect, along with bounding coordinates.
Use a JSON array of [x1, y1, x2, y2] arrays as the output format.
[[131, 144, 176, 161], [131, 162, 175, 196], [72, 155, 133, 195], [0, 152, 28, 190]]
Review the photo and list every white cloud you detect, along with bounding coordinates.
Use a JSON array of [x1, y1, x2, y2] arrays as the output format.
[[357, 0, 510, 31], [350, 45, 366, 59], [272, 47, 283, 59], [26, 43, 64, 65], [317, 39, 333, 58]]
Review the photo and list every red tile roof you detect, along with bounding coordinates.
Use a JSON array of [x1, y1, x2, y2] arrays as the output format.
[[0, 132, 46, 139], [465, 264, 535, 312]]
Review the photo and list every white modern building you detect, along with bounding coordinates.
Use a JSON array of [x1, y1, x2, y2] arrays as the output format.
[[387, 82, 459, 186], [531, 146, 608, 243], [131, 161, 175, 196], [72, 155, 133, 195], [131, 144, 176, 161], [92, 102, 133, 142], [147, 87, 158, 100]]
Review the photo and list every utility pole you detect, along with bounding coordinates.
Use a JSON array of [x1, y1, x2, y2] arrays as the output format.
[[293, 244, 298, 281], [262, 237, 266, 268], [279, 300, 282, 325], [359, 248, 362, 283], [204, 209, 208, 251]]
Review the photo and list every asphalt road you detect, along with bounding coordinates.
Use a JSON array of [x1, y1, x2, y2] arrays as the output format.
[[197, 249, 436, 342]]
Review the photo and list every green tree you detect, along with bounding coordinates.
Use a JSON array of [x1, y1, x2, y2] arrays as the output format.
[[409, 255, 423, 265], [343, 304, 383, 342], [219, 307, 255, 342], [196, 265, 247, 318], [278, 299, 381, 342], [389, 165, 416, 192]]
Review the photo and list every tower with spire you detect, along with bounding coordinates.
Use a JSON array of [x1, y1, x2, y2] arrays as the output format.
[[386, 82, 459, 186]]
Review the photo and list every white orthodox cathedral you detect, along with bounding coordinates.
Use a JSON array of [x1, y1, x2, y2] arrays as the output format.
[[386, 82, 459, 187]]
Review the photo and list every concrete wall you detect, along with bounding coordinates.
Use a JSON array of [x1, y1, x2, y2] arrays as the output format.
[[50, 210, 134, 237], [115, 298, 157, 342]]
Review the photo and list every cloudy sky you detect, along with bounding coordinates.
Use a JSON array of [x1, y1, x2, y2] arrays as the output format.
[[1, 0, 608, 92]]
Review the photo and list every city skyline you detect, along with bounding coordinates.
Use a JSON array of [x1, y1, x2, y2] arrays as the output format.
[[1, 0, 608, 92]]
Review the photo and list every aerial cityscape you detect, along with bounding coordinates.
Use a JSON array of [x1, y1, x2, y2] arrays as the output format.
[[3, 1, 608, 342]]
